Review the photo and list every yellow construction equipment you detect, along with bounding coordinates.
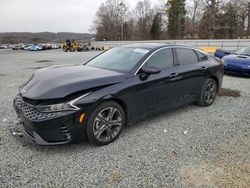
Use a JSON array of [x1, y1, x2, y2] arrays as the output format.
[[62, 39, 81, 52]]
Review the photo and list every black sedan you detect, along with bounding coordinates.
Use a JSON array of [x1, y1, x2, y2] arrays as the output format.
[[13, 43, 224, 145]]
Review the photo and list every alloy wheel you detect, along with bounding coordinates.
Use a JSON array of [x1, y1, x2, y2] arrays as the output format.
[[204, 82, 217, 105], [93, 107, 122, 142]]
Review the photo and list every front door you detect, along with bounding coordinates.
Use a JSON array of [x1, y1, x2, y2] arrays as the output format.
[[122, 48, 185, 120]]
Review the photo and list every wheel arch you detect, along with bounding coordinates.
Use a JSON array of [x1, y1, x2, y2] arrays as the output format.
[[110, 98, 128, 124], [209, 76, 219, 91], [99, 96, 128, 125]]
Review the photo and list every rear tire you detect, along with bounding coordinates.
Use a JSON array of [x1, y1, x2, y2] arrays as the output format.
[[197, 79, 218, 107], [86, 101, 125, 146]]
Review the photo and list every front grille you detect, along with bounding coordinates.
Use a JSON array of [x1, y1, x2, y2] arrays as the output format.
[[15, 95, 71, 121]]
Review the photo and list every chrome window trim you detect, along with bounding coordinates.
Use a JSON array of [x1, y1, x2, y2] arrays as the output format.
[[133, 46, 206, 76], [133, 46, 172, 76]]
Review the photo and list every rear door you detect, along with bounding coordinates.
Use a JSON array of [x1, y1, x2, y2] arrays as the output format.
[[173, 47, 209, 100]]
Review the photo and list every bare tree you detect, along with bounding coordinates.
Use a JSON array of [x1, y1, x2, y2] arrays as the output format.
[[198, 0, 221, 39], [92, 0, 249, 40], [248, 2, 250, 37], [118, 2, 128, 40], [94, 0, 129, 40], [232, 0, 249, 38], [186, 0, 204, 38], [133, 0, 154, 39]]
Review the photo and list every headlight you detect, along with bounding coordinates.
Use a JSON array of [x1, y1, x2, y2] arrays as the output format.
[[35, 92, 91, 112], [36, 103, 78, 112], [248, 65, 250, 68]]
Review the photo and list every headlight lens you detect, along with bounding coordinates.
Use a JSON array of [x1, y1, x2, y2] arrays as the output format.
[[36, 103, 78, 112], [35, 92, 91, 112]]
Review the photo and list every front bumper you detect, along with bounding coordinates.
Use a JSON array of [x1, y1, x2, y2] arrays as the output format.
[[13, 95, 86, 145]]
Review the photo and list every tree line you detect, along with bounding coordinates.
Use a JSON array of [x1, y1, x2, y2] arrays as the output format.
[[0, 32, 93, 44], [93, 0, 250, 40]]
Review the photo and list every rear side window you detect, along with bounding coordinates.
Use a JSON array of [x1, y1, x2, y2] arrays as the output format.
[[195, 50, 208, 61], [175, 48, 199, 65], [145, 48, 173, 69]]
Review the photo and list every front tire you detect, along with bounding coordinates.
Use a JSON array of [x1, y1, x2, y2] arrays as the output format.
[[86, 101, 125, 146], [198, 79, 218, 107]]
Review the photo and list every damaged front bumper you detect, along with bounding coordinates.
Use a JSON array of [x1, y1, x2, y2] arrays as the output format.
[[13, 94, 85, 145]]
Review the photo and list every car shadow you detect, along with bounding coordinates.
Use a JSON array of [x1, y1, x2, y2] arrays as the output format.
[[224, 73, 250, 78], [27, 103, 198, 154], [123, 104, 195, 132]]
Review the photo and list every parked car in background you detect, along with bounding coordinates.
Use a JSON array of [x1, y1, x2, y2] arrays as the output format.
[[214, 48, 232, 59], [51, 44, 61, 49], [81, 43, 95, 51], [41, 44, 52, 50], [12, 44, 25, 50], [24, 44, 43, 51], [0, 45, 8, 49], [14, 43, 223, 146], [221, 46, 250, 76]]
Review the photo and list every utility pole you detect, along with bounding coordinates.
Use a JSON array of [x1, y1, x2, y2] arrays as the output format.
[[248, 2, 250, 38], [119, 2, 126, 41], [121, 10, 124, 41]]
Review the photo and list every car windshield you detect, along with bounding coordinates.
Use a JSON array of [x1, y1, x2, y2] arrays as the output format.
[[86, 47, 149, 72], [234, 47, 250, 56]]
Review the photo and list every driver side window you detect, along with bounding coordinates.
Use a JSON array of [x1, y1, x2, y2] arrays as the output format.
[[145, 48, 174, 70]]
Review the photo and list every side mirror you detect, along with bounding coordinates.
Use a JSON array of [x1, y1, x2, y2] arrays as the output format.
[[142, 66, 161, 75], [139, 66, 161, 80]]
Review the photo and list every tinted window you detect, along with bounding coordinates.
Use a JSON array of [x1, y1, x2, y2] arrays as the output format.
[[145, 48, 173, 69], [176, 48, 198, 65], [195, 50, 208, 61]]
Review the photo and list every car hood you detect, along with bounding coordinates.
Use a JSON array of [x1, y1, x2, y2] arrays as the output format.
[[224, 54, 250, 67], [20, 64, 126, 100]]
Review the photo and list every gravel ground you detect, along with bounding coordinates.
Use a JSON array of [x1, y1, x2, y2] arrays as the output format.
[[0, 49, 249, 188]]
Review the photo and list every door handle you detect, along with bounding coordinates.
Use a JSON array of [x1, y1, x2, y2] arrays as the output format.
[[168, 72, 179, 78], [200, 66, 208, 71]]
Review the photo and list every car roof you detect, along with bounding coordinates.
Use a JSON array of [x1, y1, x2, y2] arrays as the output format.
[[120, 43, 194, 50]]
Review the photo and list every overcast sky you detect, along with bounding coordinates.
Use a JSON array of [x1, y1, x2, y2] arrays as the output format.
[[0, 0, 161, 33]]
